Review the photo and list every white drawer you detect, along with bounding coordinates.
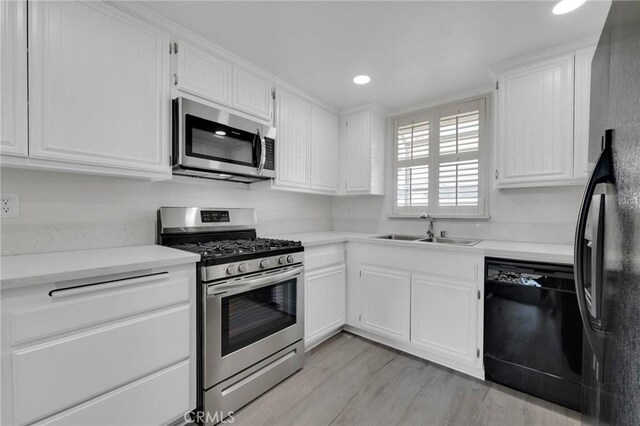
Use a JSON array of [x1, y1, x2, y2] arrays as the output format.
[[9, 270, 190, 345], [12, 305, 190, 425], [35, 360, 191, 426], [305, 244, 345, 271]]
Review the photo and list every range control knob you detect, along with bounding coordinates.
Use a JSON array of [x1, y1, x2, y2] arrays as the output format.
[[260, 259, 270, 269], [287, 255, 295, 263], [226, 265, 236, 275], [278, 256, 286, 265], [237, 263, 247, 273]]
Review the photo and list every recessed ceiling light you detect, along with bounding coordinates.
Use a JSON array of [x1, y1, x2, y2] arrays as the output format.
[[552, 0, 586, 15], [215, 130, 226, 136], [353, 75, 371, 85]]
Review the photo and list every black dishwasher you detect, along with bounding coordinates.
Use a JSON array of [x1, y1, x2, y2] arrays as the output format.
[[484, 258, 583, 411]]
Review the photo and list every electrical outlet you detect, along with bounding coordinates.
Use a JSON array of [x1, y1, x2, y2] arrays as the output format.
[[1, 194, 19, 218]]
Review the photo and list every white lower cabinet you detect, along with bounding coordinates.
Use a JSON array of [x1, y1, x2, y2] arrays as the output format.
[[35, 361, 190, 426], [347, 242, 484, 379], [411, 274, 479, 367], [304, 244, 346, 349], [360, 265, 410, 342], [305, 265, 345, 347], [1, 264, 196, 426]]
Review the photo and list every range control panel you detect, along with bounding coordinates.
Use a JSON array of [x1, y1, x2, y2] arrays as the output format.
[[200, 210, 230, 223]]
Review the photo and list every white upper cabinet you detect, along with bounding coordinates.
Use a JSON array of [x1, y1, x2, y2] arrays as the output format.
[[494, 41, 596, 188], [175, 40, 232, 107], [28, 1, 170, 177], [274, 89, 311, 189], [269, 89, 340, 194], [232, 68, 273, 121], [574, 46, 596, 180], [496, 54, 575, 187], [174, 41, 273, 122], [0, 0, 28, 158], [310, 105, 339, 193], [340, 105, 386, 195]]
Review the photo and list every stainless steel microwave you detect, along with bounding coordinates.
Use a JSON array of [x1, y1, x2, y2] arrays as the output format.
[[172, 97, 276, 183]]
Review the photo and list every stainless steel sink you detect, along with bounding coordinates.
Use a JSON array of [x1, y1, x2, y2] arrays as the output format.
[[418, 237, 482, 246], [371, 234, 423, 241], [371, 234, 481, 246]]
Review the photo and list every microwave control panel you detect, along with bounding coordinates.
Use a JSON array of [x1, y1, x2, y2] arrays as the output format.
[[265, 139, 275, 170]]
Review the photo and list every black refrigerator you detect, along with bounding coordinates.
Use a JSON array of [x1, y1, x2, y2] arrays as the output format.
[[574, 1, 640, 425]]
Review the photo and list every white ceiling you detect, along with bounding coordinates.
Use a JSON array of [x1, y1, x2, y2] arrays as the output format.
[[140, 1, 610, 112]]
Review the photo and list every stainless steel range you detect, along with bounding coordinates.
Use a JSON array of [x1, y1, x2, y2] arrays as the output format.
[[157, 207, 304, 423]]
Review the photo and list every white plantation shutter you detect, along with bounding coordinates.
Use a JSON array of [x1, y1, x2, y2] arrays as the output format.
[[396, 120, 430, 208], [394, 97, 486, 216], [438, 105, 481, 208], [439, 159, 479, 206], [397, 165, 429, 207]]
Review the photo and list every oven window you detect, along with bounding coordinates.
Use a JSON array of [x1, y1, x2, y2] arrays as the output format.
[[185, 114, 257, 167], [221, 278, 297, 356]]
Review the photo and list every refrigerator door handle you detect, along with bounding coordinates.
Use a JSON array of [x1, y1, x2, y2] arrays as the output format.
[[589, 193, 605, 322], [574, 129, 614, 366]]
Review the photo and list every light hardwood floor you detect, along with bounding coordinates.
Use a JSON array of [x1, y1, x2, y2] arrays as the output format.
[[233, 332, 580, 426]]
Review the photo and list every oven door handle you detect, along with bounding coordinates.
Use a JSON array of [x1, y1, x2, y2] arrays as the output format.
[[207, 265, 303, 297]]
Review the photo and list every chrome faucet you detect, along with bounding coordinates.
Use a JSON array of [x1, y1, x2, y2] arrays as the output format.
[[420, 212, 435, 240]]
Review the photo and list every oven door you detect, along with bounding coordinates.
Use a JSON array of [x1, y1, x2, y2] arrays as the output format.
[[203, 265, 304, 389], [176, 97, 276, 179]]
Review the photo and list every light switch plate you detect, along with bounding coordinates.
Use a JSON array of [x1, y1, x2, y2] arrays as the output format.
[[1, 194, 19, 218]]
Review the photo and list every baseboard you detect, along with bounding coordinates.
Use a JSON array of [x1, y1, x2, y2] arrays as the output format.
[[343, 325, 485, 381]]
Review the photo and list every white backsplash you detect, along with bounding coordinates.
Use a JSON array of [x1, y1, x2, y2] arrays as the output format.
[[1, 165, 585, 256], [333, 185, 584, 245], [0, 168, 333, 255]]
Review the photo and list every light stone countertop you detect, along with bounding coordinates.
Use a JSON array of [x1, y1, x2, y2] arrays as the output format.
[[1, 233, 574, 290], [0, 245, 200, 290], [269, 231, 574, 265]]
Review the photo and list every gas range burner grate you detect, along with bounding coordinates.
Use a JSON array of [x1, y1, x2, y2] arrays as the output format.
[[169, 238, 302, 259]]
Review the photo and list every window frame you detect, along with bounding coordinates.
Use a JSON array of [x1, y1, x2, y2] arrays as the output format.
[[391, 95, 490, 219]]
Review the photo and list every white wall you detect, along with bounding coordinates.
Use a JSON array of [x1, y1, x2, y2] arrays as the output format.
[[0, 168, 333, 255]]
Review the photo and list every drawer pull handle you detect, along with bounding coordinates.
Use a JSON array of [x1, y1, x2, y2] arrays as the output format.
[[49, 272, 169, 298]]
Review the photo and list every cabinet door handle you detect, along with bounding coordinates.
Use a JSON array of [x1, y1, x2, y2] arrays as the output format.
[[49, 272, 169, 298]]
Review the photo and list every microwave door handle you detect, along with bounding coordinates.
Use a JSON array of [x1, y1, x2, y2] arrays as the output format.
[[256, 129, 266, 174], [574, 129, 614, 366]]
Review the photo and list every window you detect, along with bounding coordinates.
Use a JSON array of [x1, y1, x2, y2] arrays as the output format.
[[392, 97, 488, 217]]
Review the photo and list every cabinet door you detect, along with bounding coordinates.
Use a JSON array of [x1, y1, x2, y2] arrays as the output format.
[[175, 40, 232, 106], [232, 68, 273, 121], [310, 106, 339, 193], [274, 90, 311, 188], [305, 265, 345, 346], [574, 47, 595, 180], [411, 274, 478, 366], [497, 54, 574, 187], [0, 0, 28, 157], [28, 1, 170, 175], [344, 110, 371, 193], [360, 265, 410, 342]]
